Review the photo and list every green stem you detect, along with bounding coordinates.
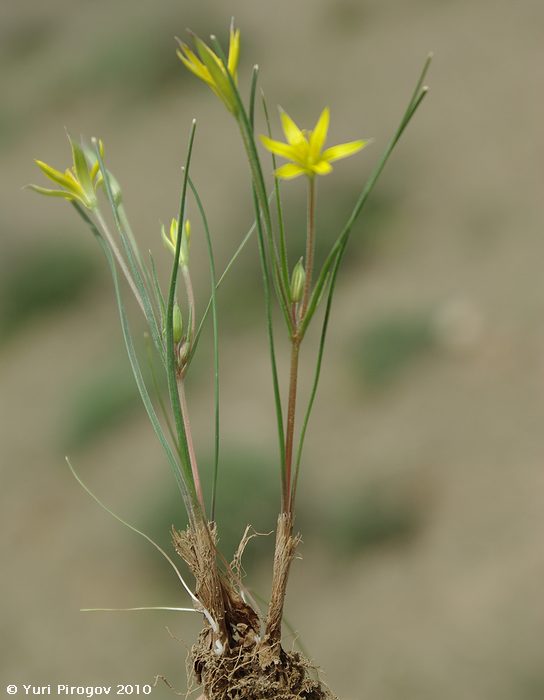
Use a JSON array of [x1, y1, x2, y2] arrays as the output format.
[[177, 377, 205, 513], [300, 177, 316, 321], [94, 209, 145, 315], [283, 339, 300, 514], [250, 186, 287, 478], [236, 120, 293, 333], [165, 121, 199, 515]]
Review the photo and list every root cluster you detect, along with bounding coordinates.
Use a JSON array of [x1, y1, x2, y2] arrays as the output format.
[[192, 628, 335, 700], [172, 516, 337, 700]]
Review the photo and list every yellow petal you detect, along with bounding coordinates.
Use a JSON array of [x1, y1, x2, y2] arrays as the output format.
[[280, 110, 305, 146], [274, 163, 306, 180], [90, 160, 100, 182], [161, 223, 176, 256], [312, 160, 333, 176], [177, 43, 212, 85], [26, 184, 77, 201], [322, 139, 368, 163], [35, 160, 76, 191], [227, 24, 240, 78], [260, 134, 299, 161], [64, 169, 85, 196], [309, 107, 330, 161], [195, 36, 237, 112], [70, 138, 95, 206], [169, 218, 178, 246]]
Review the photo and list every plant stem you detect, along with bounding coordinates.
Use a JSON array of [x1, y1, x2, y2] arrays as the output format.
[[177, 377, 205, 514], [283, 338, 300, 513], [94, 209, 145, 315], [300, 177, 316, 321], [282, 177, 317, 512]]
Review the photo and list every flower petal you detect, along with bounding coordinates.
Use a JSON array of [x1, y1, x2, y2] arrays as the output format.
[[260, 135, 299, 161], [274, 163, 306, 180], [169, 218, 178, 246], [322, 139, 368, 163], [309, 107, 330, 161], [312, 160, 333, 176], [195, 36, 236, 112], [176, 43, 212, 85], [70, 138, 96, 207], [227, 24, 240, 78], [161, 223, 176, 256], [35, 160, 76, 191], [25, 184, 78, 201], [90, 160, 100, 182], [280, 110, 305, 146]]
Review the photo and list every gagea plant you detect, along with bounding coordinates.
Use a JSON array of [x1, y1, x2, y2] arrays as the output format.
[[29, 21, 430, 700]]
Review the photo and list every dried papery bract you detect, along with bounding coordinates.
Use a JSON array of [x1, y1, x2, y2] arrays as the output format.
[[29, 20, 430, 700]]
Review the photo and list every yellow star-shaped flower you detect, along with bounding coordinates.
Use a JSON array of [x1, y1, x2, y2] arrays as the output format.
[[176, 22, 240, 114], [260, 107, 369, 180], [28, 137, 104, 210]]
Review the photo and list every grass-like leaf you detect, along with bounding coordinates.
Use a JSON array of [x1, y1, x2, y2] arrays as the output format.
[[291, 56, 432, 505], [94, 140, 165, 366], [70, 202, 192, 511], [164, 120, 199, 514], [300, 55, 432, 338], [191, 189, 275, 354], [261, 91, 290, 299], [65, 457, 204, 614], [188, 176, 221, 521], [210, 35, 287, 477]]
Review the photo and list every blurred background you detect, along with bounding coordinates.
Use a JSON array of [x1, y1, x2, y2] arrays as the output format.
[[2, 0, 544, 698]]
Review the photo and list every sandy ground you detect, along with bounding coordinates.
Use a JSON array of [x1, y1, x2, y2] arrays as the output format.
[[2, 0, 544, 698]]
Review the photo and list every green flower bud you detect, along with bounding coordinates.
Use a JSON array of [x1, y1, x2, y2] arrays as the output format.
[[178, 341, 190, 365], [290, 258, 305, 303], [173, 303, 183, 344], [161, 218, 191, 267], [180, 219, 191, 267]]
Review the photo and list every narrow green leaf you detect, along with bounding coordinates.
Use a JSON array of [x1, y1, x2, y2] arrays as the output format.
[[94, 142, 165, 367], [213, 45, 291, 291], [210, 36, 288, 473], [252, 185, 287, 488], [65, 457, 199, 606], [292, 58, 431, 502], [191, 190, 275, 356], [70, 202, 192, 509], [261, 92, 290, 295], [165, 121, 199, 510], [148, 251, 167, 330], [249, 64, 259, 128], [144, 332, 176, 447], [300, 59, 431, 337], [188, 177, 220, 521]]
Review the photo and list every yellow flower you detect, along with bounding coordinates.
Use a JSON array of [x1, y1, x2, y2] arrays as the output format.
[[176, 21, 240, 114], [161, 218, 191, 267], [28, 137, 104, 210], [260, 108, 369, 180]]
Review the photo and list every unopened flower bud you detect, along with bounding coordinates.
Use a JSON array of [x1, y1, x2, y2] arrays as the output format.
[[178, 340, 190, 365], [161, 218, 191, 267], [290, 258, 305, 303], [173, 303, 183, 343], [180, 219, 191, 267]]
